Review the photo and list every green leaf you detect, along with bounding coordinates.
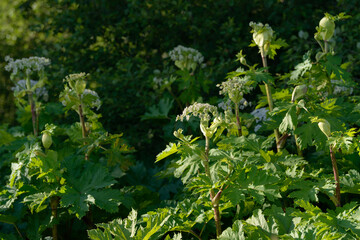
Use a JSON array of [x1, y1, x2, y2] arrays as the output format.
[[141, 98, 174, 120], [23, 192, 50, 213], [219, 220, 246, 240], [0, 127, 15, 146], [0, 214, 17, 224], [341, 169, 360, 194], [156, 143, 179, 162], [279, 106, 297, 133], [323, 55, 351, 82], [290, 58, 312, 81], [88, 208, 173, 240], [268, 37, 288, 60], [294, 122, 317, 150], [246, 209, 270, 232], [61, 156, 121, 218]]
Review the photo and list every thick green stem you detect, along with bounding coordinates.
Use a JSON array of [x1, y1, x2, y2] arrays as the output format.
[[50, 196, 60, 240], [78, 103, 87, 138], [324, 40, 329, 54], [260, 47, 281, 151], [294, 134, 303, 156], [204, 137, 222, 237], [26, 77, 38, 136], [329, 146, 341, 207], [235, 103, 242, 137]]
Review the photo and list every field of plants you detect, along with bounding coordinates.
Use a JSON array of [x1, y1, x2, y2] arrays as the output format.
[[1, 1, 360, 239]]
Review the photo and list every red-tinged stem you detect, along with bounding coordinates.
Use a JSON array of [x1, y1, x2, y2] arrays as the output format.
[[329, 146, 341, 207], [50, 196, 60, 240], [203, 136, 221, 237]]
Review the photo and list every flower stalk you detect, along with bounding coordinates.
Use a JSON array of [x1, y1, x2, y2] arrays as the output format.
[[26, 76, 38, 136], [329, 146, 341, 207], [260, 47, 281, 151]]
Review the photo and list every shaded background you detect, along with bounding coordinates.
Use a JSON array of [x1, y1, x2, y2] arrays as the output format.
[[1, 0, 359, 164]]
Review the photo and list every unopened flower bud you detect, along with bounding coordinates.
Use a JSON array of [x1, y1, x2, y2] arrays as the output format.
[[318, 120, 331, 138], [240, 56, 247, 66], [291, 85, 308, 102], [253, 27, 273, 47], [42, 133, 53, 149], [319, 16, 335, 41]]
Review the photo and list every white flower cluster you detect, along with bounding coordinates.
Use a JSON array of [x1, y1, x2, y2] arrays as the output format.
[[217, 76, 254, 104], [5, 56, 50, 76], [249, 22, 273, 36], [298, 30, 309, 39], [169, 45, 204, 64], [331, 80, 353, 95], [218, 99, 232, 111], [11, 79, 48, 101], [239, 98, 251, 110], [176, 102, 218, 122], [169, 45, 204, 71], [218, 98, 251, 111], [251, 107, 268, 132], [61, 88, 101, 110], [82, 89, 101, 110], [64, 72, 88, 83]]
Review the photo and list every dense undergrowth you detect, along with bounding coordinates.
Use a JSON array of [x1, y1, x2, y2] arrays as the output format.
[[1, 1, 360, 239]]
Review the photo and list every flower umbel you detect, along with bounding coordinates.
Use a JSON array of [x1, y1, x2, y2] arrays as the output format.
[[5, 56, 51, 76], [176, 102, 220, 138], [169, 45, 204, 72], [217, 76, 254, 104]]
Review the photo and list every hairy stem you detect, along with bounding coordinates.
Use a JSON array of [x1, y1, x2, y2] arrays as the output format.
[[260, 47, 281, 152], [204, 136, 221, 237], [329, 146, 341, 207], [28, 92, 38, 136], [235, 103, 242, 137], [50, 196, 60, 240], [78, 99, 88, 160]]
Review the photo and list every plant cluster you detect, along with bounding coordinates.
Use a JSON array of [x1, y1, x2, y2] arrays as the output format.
[[1, 6, 360, 240], [88, 13, 360, 239]]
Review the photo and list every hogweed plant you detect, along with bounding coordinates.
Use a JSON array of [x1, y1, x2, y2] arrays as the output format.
[[248, 22, 288, 152], [0, 66, 131, 239], [60, 73, 101, 138], [176, 103, 223, 237], [5, 56, 51, 136]]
